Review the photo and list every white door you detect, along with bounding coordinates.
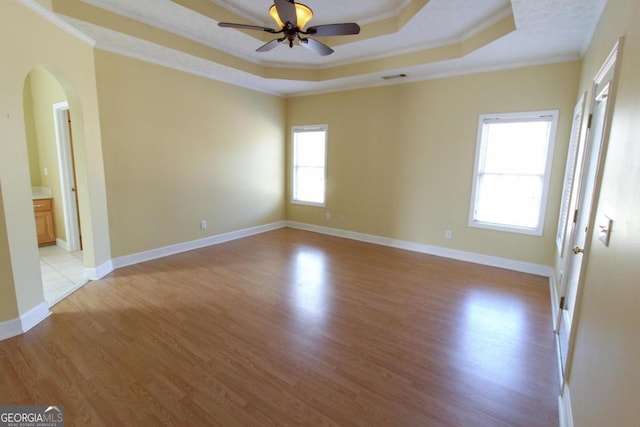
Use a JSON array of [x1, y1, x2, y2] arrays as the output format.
[[566, 88, 609, 316], [562, 87, 608, 323], [556, 41, 620, 378]]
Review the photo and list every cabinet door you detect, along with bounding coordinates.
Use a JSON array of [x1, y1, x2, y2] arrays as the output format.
[[35, 210, 56, 246]]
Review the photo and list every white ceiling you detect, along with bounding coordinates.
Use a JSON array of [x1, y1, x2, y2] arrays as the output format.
[[39, 0, 607, 97]]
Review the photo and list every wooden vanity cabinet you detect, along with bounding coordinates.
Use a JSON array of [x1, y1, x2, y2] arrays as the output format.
[[33, 198, 56, 247]]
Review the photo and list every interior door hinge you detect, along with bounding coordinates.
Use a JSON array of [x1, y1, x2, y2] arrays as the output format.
[[587, 113, 593, 129], [573, 208, 579, 224], [560, 296, 566, 310]]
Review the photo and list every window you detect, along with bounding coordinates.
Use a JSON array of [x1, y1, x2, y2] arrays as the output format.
[[292, 125, 327, 206], [469, 110, 558, 235]]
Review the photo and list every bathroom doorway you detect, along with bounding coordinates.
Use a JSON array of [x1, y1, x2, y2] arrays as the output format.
[[24, 67, 87, 306]]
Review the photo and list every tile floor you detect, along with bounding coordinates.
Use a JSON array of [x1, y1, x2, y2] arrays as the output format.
[[39, 245, 87, 306]]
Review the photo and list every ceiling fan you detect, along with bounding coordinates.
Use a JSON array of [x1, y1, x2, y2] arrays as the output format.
[[218, 0, 360, 56]]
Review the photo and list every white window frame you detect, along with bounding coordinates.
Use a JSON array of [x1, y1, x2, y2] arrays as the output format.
[[291, 124, 327, 207], [468, 110, 559, 236]]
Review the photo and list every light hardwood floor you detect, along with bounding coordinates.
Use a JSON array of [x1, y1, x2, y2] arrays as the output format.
[[0, 228, 559, 426]]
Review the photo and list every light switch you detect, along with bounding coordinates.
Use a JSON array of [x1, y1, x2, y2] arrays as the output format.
[[598, 215, 612, 247]]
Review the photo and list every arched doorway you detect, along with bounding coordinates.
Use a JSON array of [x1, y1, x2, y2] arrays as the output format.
[[0, 1, 113, 340], [23, 66, 89, 306]]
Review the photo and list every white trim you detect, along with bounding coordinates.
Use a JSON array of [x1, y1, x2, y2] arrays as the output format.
[[20, 301, 51, 333], [287, 221, 552, 277], [1, 222, 285, 340], [468, 110, 559, 236], [554, 332, 564, 386], [112, 221, 287, 269], [0, 318, 23, 341], [562, 309, 571, 343], [3, 219, 552, 341], [558, 383, 574, 427], [554, 39, 624, 384], [56, 238, 69, 251], [18, 0, 96, 46], [0, 302, 51, 341], [53, 102, 82, 253], [84, 260, 114, 280], [291, 124, 328, 207]]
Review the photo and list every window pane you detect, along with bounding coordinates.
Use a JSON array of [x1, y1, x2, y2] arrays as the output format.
[[294, 166, 325, 204], [293, 126, 326, 205], [294, 131, 325, 167], [482, 122, 551, 175], [475, 174, 543, 228]]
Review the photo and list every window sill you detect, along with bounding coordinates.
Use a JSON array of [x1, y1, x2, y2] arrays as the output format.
[[469, 220, 543, 236], [291, 200, 325, 208]]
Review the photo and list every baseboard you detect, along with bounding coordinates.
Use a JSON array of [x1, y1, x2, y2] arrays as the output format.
[[0, 317, 22, 341], [2, 223, 286, 341], [56, 239, 69, 251], [558, 383, 574, 427], [84, 259, 114, 280], [89, 219, 553, 279], [0, 301, 51, 341], [287, 221, 553, 277], [112, 221, 288, 269], [5, 220, 550, 341], [20, 301, 51, 332]]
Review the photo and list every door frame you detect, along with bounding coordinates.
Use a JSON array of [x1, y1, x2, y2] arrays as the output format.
[[53, 101, 81, 252], [556, 38, 623, 382]]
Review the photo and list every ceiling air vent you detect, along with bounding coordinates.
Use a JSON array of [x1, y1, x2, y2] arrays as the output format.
[[381, 73, 407, 80]]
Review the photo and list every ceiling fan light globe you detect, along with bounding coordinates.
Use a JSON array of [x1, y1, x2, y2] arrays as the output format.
[[269, 3, 313, 29]]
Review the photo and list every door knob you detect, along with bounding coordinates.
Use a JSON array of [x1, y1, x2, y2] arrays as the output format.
[[572, 246, 584, 254]]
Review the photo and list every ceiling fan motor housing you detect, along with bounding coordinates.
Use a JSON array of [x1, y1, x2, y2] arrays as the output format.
[[218, 0, 360, 55]]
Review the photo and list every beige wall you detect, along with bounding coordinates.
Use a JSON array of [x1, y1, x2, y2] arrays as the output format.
[[4, 5, 639, 425], [0, 184, 19, 322], [24, 67, 68, 242], [94, 51, 286, 257], [0, 0, 110, 320], [561, 0, 640, 425], [287, 61, 581, 266], [23, 81, 42, 187]]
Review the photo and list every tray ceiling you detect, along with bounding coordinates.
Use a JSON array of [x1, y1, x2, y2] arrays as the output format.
[[29, 0, 607, 96]]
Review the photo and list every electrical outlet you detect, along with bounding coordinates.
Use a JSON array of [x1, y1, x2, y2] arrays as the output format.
[[325, 212, 331, 220], [445, 229, 453, 240], [200, 220, 207, 230]]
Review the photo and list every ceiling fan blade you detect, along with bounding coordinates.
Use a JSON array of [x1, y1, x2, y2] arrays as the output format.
[[218, 22, 277, 33], [306, 23, 361, 37], [274, 0, 297, 27], [257, 38, 285, 52], [300, 38, 334, 56]]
